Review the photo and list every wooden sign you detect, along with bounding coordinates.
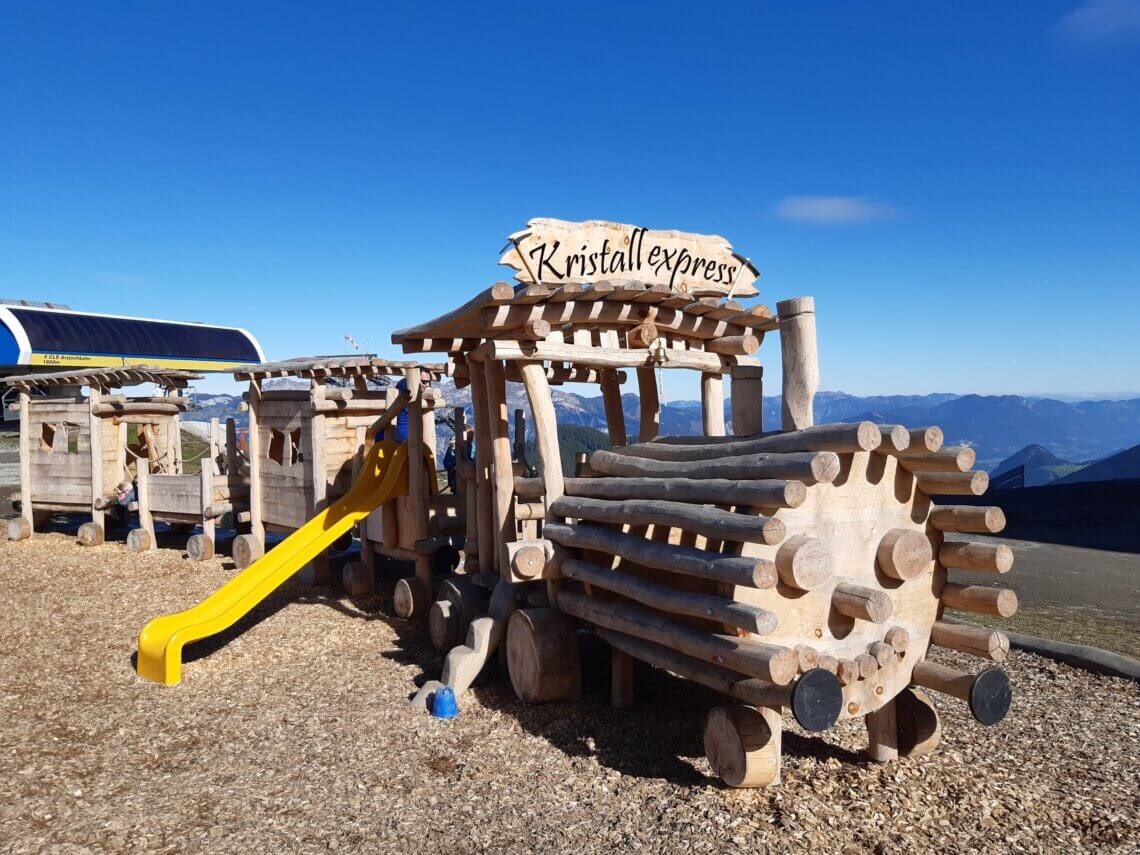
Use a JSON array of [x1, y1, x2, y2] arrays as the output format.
[[500, 218, 759, 298]]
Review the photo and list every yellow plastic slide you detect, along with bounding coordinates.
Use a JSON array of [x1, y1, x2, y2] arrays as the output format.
[[136, 441, 409, 686]]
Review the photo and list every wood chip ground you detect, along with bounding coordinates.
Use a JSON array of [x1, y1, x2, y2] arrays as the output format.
[[1, 533, 1136, 853]]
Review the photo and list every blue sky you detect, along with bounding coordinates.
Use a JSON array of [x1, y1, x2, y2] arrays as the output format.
[[2, 2, 1138, 399]]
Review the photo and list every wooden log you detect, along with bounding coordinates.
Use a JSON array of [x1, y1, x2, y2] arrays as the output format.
[[929, 505, 1006, 534], [92, 401, 183, 416], [939, 541, 1014, 573], [893, 427, 944, 455], [832, 583, 893, 623], [895, 687, 942, 757], [429, 599, 461, 650], [506, 608, 582, 703], [706, 335, 760, 356], [730, 364, 763, 437], [507, 539, 550, 580], [484, 359, 514, 575], [794, 644, 819, 673], [393, 576, 431, 619], [8, 517, 32, 542], [884, 626, 910, 653], [837, 659, 860, 686], [869, 641, 895, 668], [590, 449, 840, 484], [700, 372, 726, 437], [911, 661, 1012, 726], [636, 365, 659, 442], [550, 495, 785, 546], [899, 446, 976, 473], [543, 522, 777, 589], [560, 557, 778, 635], [391, 281, 515, 342], [817, 654, 839, 675], [558, 590, 797, 685], [915, 470, 988, 496], [16, 390, 32, 537], [203, 502, 234, 519], [598, 369, 627, 447], [519, 319, 551, 340], [343, 561, 373, 598], [598, 627, 841, 732], [514, 501, 545, 521], [774, 534, 834, 591], [520, 361, 565, 519], [876, 528, 932, 581], [939, 582, 1018, 617], [873, 424, 911, 454], [472, 338, 736, 372], [559, 476, 806, 509], [704, 705, 781, 788], [232, 533, 264, 570], [865, 701, 898, 763], [126, 528, 152, 553], [611, 648, 635, 709], [611, 422, 880, 461], [87, 388, 104, 537], [930, 621, 1010, 662], [77, 521, 104, 547], [467, 362, 494, 576], [186, 533, 214, 562], [777, 296, 819, 431], [855, 652, 880, 679]]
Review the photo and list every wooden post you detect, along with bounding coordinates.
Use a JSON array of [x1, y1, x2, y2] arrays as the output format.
[[17, 389, 32, 534], [730, 365, 763, 437], [171, 409, 183, 474], [777, 297, 819, 431], [208, 417, 220, 474], [700, 372, 726, 437], [136, 467, 155, 550], [199, 467, 214, 556], [88, 388, 104, 537], [599, 368, 627, 447], [635, 365, 659, 442], [468, 364, 494, 579], [247, 380, 265, 548], [307, 391, 332, 585], [406, 366, 433, 609], [519, 362, 564, 516], [225, 418, 239, 475], [611, 647, 635, 709], [484, 359, 515, 577], [866, 700, 899, 762]]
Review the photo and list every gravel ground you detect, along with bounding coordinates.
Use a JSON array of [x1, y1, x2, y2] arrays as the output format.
[[1, 532, 1137, 854]]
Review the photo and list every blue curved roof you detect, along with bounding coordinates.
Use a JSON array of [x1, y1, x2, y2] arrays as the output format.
[[0, 306, 264, 371]]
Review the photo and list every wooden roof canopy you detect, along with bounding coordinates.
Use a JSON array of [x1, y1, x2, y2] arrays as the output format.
[[234, 355, 446, 383], [4, 365, 202, 392], [391, 220, 775, 381]]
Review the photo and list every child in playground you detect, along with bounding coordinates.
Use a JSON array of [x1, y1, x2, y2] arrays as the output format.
[[109, 479, 134, 529]]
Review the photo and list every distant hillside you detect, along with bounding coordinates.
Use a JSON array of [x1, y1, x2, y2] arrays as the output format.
[[188, 387, 1140, 475], [1056, 443, 1140, 485], [993, 444, 1084, 487]]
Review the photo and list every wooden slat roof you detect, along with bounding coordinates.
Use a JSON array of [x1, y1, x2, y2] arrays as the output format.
[[391, 280, 777, 355], [234, 355, 447, 381], [4, 365, 202, 390]]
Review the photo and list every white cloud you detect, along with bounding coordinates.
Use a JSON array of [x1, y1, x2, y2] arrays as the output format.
[[1056, 0, 1140, 45], [774, 196, 895, 225]]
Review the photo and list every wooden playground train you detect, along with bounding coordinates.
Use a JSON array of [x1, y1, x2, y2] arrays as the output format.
[[4, 220, 1017, 788]]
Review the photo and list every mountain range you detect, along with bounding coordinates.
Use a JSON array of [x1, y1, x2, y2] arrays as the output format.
[[187, 386, 1140, 478]]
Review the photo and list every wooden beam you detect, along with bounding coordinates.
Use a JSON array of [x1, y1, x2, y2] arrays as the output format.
[[701, 372, 726, 437], [550, 495, 785, 545], [589, 449, 840, 484], [542, 521, 777, 589], [557, 590, 796, 685]]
